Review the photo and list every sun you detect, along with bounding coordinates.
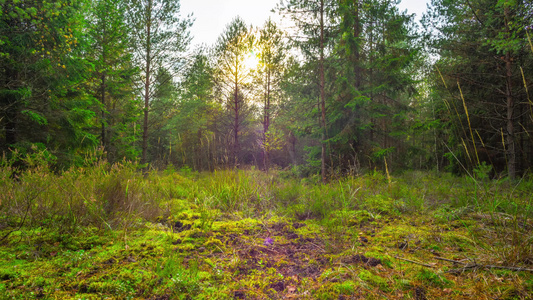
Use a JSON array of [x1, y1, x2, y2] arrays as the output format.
[[243, 50, 260, 72]]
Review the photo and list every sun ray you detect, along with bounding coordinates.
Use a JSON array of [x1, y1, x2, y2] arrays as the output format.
[[243, 50, 260, 72]]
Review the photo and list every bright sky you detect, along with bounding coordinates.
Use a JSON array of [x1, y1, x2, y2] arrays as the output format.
[[180, 0, 431, 47]]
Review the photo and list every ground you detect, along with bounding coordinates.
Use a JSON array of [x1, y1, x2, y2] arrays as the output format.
[[1, 170, 532, 299]]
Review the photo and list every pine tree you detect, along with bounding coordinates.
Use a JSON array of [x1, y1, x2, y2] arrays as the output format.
[[278, 0, 336, 181], [332, 0, 419, 171], [1, 0, 98, 167], [278, 0, 418, 176], [87, 0, 137, 162], [257, 19, 287, 171], [172, 49, 216, 170], [214, 17, 255, 167], [424, 0, 533, 178], [125, 0, 192, 168]]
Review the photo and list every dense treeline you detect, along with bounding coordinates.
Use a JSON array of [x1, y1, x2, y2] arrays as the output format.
[[1, 0, 532, 178], [424, 0, 533, 180]]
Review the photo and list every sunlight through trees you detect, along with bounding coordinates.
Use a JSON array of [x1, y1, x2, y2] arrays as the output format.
[[1, 0, 532, 177]]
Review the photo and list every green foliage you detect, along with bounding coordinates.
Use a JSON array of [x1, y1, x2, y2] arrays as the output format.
[[0, 0, 100, 168], [1, 0, 531, 176], [424, 0, 533, 178], [277, 0, 420, 175], [335, 280, 358, 294], [126, 0, 193, 166], [86, 0, 139, 164], [473, 162, 492, 181], [362, 194, 399, 215], [2, 0, 533, 296]]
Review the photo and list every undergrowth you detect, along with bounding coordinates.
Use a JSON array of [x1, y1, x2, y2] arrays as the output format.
[[1, 157, 533, 299]]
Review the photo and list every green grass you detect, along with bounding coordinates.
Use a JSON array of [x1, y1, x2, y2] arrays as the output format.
[[0, 163, 532, 299]]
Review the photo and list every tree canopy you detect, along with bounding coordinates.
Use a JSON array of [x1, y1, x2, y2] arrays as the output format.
[[1, 0, 532, 179]]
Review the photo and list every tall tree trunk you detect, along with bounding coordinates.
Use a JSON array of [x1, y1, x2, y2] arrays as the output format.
[[1, 65, 16, 149], [141, 0, 152, 168], [369, 16, 375, 146], [3, 72, 17, 149], [4, 106, 17, 149], [100, 22, 108, 156], [354, 0, 361, 89], [504, 6, 515, 179], [505, 51, 515, 179], [101, 73, 107, 152], [319, 0, 327, 183], [263, 70, 271, 171], [233, 75, 239, 167]]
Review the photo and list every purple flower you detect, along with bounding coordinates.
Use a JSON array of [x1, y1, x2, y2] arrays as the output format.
[[263, 237, 274, 246]]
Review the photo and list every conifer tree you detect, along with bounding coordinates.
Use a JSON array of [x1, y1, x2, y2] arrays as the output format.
[[278, 0, 335, 181], [257, 19, 287, 171], [1, 0, 97, 167], [424, 0, 533, 178], [125, 0, 192, 167], [87, 0, 137, 162], [214, 17, 255, 167]]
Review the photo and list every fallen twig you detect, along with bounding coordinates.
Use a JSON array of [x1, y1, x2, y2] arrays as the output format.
[[394, 256, 434, 268], [436, 257, 533, 273], [446, 265, 478, 275], [434, 257, 467, 264], [309, 242, 326, 253], [481, 265, 533, 272]]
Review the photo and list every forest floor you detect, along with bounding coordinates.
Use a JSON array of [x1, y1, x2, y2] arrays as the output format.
[[1, 168, 533, 299]]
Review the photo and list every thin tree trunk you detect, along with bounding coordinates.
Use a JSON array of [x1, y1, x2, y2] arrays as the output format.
[[354, 0, 361, 89], [288, 131, 297, 165], [505, 52, 515, 179], [100, 21, 107, 156], [369, 16, 375, 145], [319, 0, 327, 183], [141, 0, 152, 168], [263, 70, 271, 171], [101, 73, 106, 151], [4, 71, 17, 148], [233, 74, 239, 167], [197, 129, 202, 170], [504, 6, 515, 179]]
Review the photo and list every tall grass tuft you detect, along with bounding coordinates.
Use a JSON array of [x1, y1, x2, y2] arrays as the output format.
[[0, 154, 169, 239]]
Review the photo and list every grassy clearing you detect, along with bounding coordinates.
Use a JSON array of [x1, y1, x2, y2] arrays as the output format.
[[1, 162, 533, 299]]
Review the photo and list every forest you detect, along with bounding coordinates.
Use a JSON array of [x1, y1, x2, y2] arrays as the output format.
[[1, 0, 533, 299]]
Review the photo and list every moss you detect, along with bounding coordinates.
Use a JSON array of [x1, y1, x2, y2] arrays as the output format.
[[396, 277, 412, 290], [336, 280, 359, 294], [1, 170, 533, 299], [349, 210, 377, 225], [203, 236, 224, 251], [314, 288, 341, 300], [358, 269, 389, 292], [86, 280, 135, 295], [0, 269, 18, 281], [363, 251, 392, 268], [415, 269, 453, 288], [174, 243, 197, 252], [273, 258, 290, 268]]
